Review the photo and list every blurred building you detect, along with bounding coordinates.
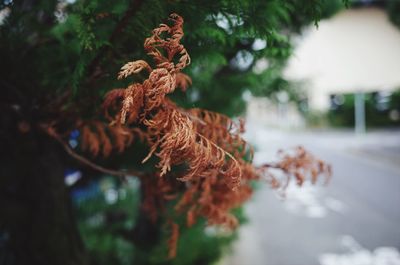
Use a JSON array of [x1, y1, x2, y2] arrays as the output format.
[[246, 96, 305, 128], [284, 6, 400, 111]]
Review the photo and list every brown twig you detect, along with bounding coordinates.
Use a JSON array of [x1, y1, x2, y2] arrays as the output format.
[[41, 124, 145, 179], [259, 163, 281, 169]]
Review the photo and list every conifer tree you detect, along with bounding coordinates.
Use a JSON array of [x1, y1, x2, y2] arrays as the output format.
[[0, 1, 342, 265]]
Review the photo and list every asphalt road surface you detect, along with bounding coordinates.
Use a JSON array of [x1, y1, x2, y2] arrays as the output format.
[[223, 125, 400, 265]]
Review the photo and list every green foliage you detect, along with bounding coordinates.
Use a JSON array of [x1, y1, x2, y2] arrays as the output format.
[[75, 177, 245, 265], [75, 177, 138, 265], [0, 0, 346, 116], [387, 0, 400, 29], [327, 89, 400, 127], [143, 212, 243, 265]]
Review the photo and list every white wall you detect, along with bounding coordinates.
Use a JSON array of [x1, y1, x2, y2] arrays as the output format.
[[284, 7, 400, 111], [246, 97, 305, 129]]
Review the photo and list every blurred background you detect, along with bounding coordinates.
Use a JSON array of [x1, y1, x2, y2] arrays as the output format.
[[1, 0, 399, 265], [225, 1, 400, 264]]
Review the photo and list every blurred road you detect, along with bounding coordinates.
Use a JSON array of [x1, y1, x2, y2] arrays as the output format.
[[223, 124, 400, 265]]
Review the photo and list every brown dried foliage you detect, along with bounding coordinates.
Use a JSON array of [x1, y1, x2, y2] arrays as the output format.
[[260, 146, 332, 191], [80, 120, 143, 157], [167, 221, 179, 259], [73, 14, 331, 258]]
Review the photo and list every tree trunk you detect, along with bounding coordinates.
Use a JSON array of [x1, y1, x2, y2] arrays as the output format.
[[0, 124, 88, 265]]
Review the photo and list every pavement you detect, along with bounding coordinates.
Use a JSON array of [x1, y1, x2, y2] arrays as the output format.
[[222, 124, 400, 265]]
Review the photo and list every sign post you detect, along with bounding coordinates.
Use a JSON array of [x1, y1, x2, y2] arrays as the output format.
[[354, 91, 366, 134]]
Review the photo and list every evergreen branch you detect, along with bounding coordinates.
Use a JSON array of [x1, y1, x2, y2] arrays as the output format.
[[87, 0, 144, 82]]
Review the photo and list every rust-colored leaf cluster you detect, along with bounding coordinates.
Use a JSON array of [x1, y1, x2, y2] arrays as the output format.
[[72, 14, 331, 259], [260, 146, 332, 191], [79, 120, 144, 157]]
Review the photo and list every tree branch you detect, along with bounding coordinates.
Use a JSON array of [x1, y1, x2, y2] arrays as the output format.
[[41, 124, 145, 180]]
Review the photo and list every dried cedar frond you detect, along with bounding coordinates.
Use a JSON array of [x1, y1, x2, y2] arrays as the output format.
[[260, 146, 332, 190], [41, 14, 331, 259], [94, 122, 112, 157], [167, 221, 179, 259], [120, 84, 144, 124], [79, 121, 141, 157], [81, 124, 101, 156], [94, 13, 331, 258], [118, 60, 152, 80], [175, 73, 192, 91]]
